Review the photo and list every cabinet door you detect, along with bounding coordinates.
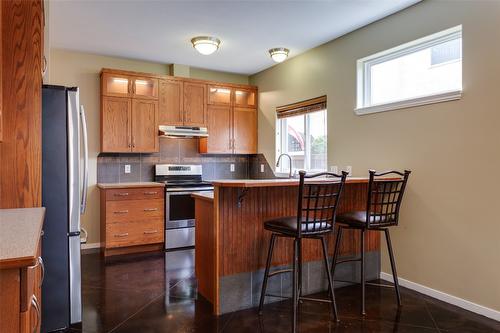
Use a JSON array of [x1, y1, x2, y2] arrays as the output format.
[[234, 89, 256, 108], [132, 77, 158, 100], [101, 97, 131, 152], [183, 82, 207, 127], [208, 85, 232, 105], [201, 105, 232, 154], [102, 73, 132, 97], [233, 107, 257, 154], [159, 79, 183, 126], [131, 99, 158, 152]]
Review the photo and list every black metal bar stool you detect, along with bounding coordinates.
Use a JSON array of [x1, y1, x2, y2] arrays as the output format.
[[258, 170, 348, 332], [331, 170, 411, 315]]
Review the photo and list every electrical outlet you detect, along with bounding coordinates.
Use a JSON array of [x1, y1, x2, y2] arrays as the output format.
[[260, 164, 265, 173], [330, 166, 338, 174], [230, 164, 235, 172], [345, 166, 352, 175], [124, 164, 131, 174]]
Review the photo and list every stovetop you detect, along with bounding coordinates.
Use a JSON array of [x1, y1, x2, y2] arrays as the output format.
[[154, 164, 212, 190]]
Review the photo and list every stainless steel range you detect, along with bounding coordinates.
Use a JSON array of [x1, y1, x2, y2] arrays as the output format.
[[155, 164, 213, 250]]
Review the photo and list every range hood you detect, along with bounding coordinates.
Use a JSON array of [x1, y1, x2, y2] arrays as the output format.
[[159, 125, 208, 138]]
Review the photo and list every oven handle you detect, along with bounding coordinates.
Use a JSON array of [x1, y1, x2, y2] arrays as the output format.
[[166, 190, 213, 195], [166, 187, 214, 193]]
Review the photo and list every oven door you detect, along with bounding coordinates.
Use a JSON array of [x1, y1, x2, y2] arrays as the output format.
[[165, 188, 212, 250]]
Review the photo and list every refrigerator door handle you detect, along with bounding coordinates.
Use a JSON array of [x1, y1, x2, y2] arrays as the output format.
[[80, 105, 89, 215]]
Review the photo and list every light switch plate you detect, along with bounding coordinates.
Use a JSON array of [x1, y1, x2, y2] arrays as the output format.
[[124, 164, 131, 174], [260, 164, 265, 173], [230, 164, 235, 172]]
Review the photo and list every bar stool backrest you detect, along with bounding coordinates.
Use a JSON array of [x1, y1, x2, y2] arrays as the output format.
[[366, 170, 411, 228], [296, 170, 348, 237]]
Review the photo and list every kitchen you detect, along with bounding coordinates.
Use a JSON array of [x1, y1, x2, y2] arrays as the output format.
[[1, 1, 500, 333]]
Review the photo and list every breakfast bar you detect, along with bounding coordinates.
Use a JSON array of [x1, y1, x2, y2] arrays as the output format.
[[193, 178, 381, 315]]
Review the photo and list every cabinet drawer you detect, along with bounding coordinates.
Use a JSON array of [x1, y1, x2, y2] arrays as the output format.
[[106, 199, 163, 223], [106, 219, 164, 248], [106, 187, 164, 201]]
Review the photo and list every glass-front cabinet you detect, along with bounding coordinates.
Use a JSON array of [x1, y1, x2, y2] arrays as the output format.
[[208, 85, 232, 105], [102, 73, 131, 97], [132, 77, 158, 99], [234, 89, 256, 108]]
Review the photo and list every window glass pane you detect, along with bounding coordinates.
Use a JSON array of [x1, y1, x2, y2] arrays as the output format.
[[308, 111, 327, 171], [277, 110, 327, 173], [285, 115, 305, 170], [370, 36, 462, 105]]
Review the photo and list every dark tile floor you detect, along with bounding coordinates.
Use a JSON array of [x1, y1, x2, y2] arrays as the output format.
[[74, 249, 500, 333]]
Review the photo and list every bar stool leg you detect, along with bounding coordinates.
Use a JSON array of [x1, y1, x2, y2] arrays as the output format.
[[259, 233, 277, 314], [298, 238, 303, 297], [321, 236, 339, 322], [384, 228, 402, 306], [331, 226, 343, 277], [292, 238, 299, 333], [361, 228, 366, 315]]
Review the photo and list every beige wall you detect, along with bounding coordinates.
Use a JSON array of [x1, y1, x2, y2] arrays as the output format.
[[189, 66, 249, 85], [250, 0, 500, 311], [49, 49, 249, 246]]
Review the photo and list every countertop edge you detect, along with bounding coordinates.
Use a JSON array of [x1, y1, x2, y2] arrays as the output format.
[[0, 207, 45, 269], [210, 177, 378, 188], [192, 192, 214, 202], [97, 182, 165, 189]]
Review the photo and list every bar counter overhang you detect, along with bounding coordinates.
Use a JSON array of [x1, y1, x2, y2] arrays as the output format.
[[193, 178, 382, 315]]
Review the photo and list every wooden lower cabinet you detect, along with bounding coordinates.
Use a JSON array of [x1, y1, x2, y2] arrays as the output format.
[[100, 186, 165, 257], [0, 239, 42, 333]]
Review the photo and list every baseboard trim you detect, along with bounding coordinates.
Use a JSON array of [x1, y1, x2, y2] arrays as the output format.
[[380, 272, 500, 322], [81, 242, 102, 250]]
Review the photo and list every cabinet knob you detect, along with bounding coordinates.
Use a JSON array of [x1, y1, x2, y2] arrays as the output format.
[[114, 233, 129, 238], [144, 191, 158, 195], [38, 257, 45, 286], [143, 208, 158, 212], [114, 192, 129, 197], [143, 230, 158, 235], [113, 210, 129, 214]]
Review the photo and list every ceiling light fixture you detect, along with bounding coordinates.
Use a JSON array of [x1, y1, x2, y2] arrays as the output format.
[[191, 36, 221, 55], [269, 47, 289, 63]]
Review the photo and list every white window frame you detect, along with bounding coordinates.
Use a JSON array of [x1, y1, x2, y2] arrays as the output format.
[[275, 110, 327, 173], [355, 25, 463, 116]]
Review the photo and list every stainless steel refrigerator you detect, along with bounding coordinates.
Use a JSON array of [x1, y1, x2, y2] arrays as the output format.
[[41, 85, 88, 332]]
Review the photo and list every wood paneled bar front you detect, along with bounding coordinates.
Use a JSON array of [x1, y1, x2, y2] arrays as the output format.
[[193, 178, 382, 315]]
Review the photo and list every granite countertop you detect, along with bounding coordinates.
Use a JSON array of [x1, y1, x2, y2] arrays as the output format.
[[0, 207, 45, 269], [210, 177, 375, 188], [97, 182, 165, 189], [192, 191, 214, 202]]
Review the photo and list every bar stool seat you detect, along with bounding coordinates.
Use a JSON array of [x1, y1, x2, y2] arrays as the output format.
[[264, 217, 332, 236], [337, 211, 393, 227]]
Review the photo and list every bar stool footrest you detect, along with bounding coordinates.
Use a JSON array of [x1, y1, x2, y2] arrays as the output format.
[[299, 296, 333, 304], [268, 268, 293, 277]]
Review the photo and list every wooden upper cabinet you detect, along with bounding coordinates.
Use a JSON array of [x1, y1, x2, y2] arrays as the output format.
[[159, 79, 183, 126], [234, 89, 256, 108], [200, 105, 232, 154], [101, 97, 131, 152], [183, 82, 207, 127], [131, 99, 158, 152], [233, 107, 257, 154], [132, 77, 158, 100], [208, 85, 232, 106], [102, 73, 132, 97]]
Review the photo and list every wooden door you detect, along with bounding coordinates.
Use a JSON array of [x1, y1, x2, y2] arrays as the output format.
[[131, 99, 158, 152], [233, 107, 257, 154], [101, 73, 132, 97], [183, 82, 207, 127], [132, 77, 158, 100], [200, 105, 232, 154], [234, 89, 256, 108], [158, 79, 183, 126], [208, 85, 232, 106], [101, 97, 131, 152]]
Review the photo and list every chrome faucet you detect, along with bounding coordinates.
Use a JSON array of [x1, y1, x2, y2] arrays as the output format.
[[276, 153, 293, 178]]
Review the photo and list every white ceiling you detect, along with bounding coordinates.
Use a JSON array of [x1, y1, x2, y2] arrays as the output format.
[[50, 0, 421, 75]]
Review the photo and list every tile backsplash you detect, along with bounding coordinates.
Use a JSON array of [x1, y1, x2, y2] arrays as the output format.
[[97, 138, 276, 184]]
